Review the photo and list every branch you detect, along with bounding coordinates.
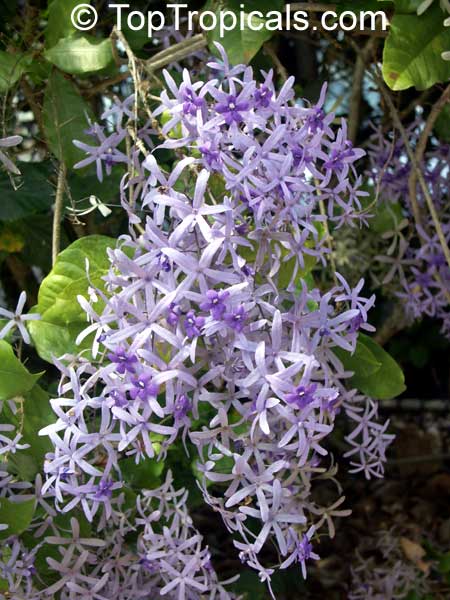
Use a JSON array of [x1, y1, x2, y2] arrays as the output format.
[[83, 71, 131, 97], [347, 38, 377, 143], [52, 163, 67, 266], [143, 34, 207, 74], [286, 3, 337, 11], [375, 73, 450, 271], [263, 42, 288, 82], [408, 84, 450, 219], [21, 77, 45, 139]]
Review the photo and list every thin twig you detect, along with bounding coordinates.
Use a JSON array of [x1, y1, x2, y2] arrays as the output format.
[[263, 43, 288, 82], [21, 77, 45, 138], [408, 83, 450, 220], [84, 72, 131, 97], [143, 34, 207, 74], [375, 73, 450, 271], [348, 38, 377, 144], [319, 197, 338, 285], [354, 131, 397, 219], [52, 163, 67, 266], [399, 89, 432, 121]]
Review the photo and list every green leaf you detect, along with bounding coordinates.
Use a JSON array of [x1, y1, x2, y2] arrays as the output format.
[[44, 35, 113, 74], [338, 0, 393, 13], [28, 235, 114, 362], [120, 457, 165, 490], [122, 21, 152, 52], [435, 103, 450, 142], [231, 569, 268, 599], [0, 161, 54, 222], [207, 0, 283, 65], [0, 498, 35, 538], [370, 201, 405, 234], [0, 341, 42, 401], [0, 51, 30, 92], [45, 0, 85, 48], [343, 333, 406, 399], [439, 552, 450, 574], [383, 5, 450, 90], [334, 338, 382, 379], [68, 166, 123, 206], [4, 385, 54, 480], [16, 213, 64, 273], [391, 0, 423, 12], [43, 69, 95, 167]]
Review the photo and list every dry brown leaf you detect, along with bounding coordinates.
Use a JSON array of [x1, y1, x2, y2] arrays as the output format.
[[400, 537, 430, 574]]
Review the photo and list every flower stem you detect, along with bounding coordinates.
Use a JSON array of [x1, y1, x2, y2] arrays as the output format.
[[52, 162, 66, 266]]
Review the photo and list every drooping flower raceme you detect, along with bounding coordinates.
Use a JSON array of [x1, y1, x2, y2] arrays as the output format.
[[0, 46, 395, 599]]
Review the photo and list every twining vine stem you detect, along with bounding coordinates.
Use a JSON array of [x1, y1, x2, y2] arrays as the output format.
[[375, 74, 450, 272], [51, 162, 67, 266], [408, 83, 450, 221]]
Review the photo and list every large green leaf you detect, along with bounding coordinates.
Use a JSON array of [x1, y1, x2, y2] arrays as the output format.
[[45, 0, 85, 48], [0, 51, 30, 92], [0, 498, 35, 539], [339, 333, 406, 399], [44, 35, 113, 74], [334, 337, 381, 379], [383, 5, 450, 90], [28, 235, 114, 362], [207, 0, 283, 65], [43, 70, 95, 167], [0, 161, 54, 222], [0, 341, 42, 401], [391, 0, 423, 13], [4, 385, 54, 480]]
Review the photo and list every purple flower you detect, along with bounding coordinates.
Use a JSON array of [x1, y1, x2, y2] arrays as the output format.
[[0, 291, 40, 344], [167, 302, 181, 326], [130, 373, 159, 401], [215, 94, 250, 125], [224, 305, 247, 332], [73, 129, 128, 182], [31, 44, 387, 597], [94, 478, 115, 499], [101, 95, 136, 126], [139, 556, 159, 573], [280, 526, 319, 577], [254, 85, 273, 108], [157, 252, 172, 272], [199, 289, 230, 319], [182, 87, 205, 115], [285, 384, 318, 409], [109, 389, 128, 408], [107, 345, 138, 374], [184, 310, 205, 338], [173, 394, 192, 420]]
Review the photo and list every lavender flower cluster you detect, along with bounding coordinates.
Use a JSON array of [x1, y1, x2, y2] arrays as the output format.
[[366, 124, 450, 337], [349, 529, 432, 599], [0, 470, 236, 599], [0, 46, 395, 598]]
